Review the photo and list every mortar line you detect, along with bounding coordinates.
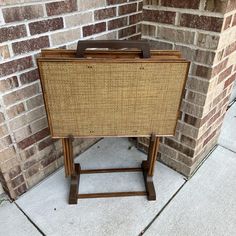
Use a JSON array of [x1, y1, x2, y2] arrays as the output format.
[[138, 180, 187, 236], [14, 201, 46, 236]]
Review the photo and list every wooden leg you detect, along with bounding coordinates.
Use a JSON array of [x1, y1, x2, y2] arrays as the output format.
[[141, 160, 156, 200], [69, 164, 80, 204], [62, 136, 79, 204], [62, 137, 74, 177], [148, 134, 160, 177], [64, 135, 160, 204], [142, 134, 160, 201]]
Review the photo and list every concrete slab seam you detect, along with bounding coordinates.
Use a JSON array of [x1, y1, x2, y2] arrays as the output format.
[[139, 180, 187, 236], [14, 202, 45, 236]]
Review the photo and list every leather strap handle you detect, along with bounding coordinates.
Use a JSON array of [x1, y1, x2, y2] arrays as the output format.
[[76, 40, 151, 58]]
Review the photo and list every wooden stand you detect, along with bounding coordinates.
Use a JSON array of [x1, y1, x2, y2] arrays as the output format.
[[62, 134, 160, 205]]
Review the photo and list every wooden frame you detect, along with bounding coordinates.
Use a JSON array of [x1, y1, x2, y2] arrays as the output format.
[[64, 134, 159, 204], [37, 50, 189, 138], [37, 40, 189, 204]]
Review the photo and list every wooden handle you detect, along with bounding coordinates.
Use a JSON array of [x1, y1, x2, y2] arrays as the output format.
[[76, 40, 151, 58]]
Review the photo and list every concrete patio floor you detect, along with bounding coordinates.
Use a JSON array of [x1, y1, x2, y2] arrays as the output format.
[[0, 101, 235, 236]]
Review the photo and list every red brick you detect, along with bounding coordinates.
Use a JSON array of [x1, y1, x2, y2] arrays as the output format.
[[148, 40, 173, 50], [8, 165, 21, 179], [2, 5, 44, 23], [11, 175, 25, 188], [14, 125, 32, 146], [204, 0, 227, 13], [196, 33, 219, 50], [181, 100, 203, 118], [34, 127, 50, 142], [218, 65, 233, 84], [197, 127, 211, 145], [24, 164, 40, 178], [218, 94, 231, 108], [23, 159, 37, 170], [107, 0, 127, 5], [223, 15, 232, 30], [6, 103, 25, 119], [203, 129, 217, 147], [3, 83, 39, 106], [46, 0, 77, 16], [174, 45, 195, 61], [138, 137, 149, 146], [224, 73, 236, 89], [27, 106, 46, 123], [83, 22, 106, 37], [0, 25, 27, 43], [26, 95, 44, 110], [12, 36, 50, 55], [119, 25, 136, 38], [0, 135, 12, 149], [94, 7, 116, 20], [180, 14, 223, 32], [29, 18, 64, 35], [186, 90, 206, 106], [184, 114, 200, 127], [20, 69, 40, 85], [195, 49, 215, 65], [0, 124, 9, 138], [232, 14, 236, 26], [127, 34, 141, 40], [216, 49, 224, 62], [108, 16, 128, 30], [165, 138, 194, 157], [208, 110, 221, 125], [161, 0, 200, 9], [19, 146, 36, 161], [119, 3, 137, 15], [41, 153, 57, 168], [136, 23, 141, 33], [14, 183, 27, 196], [186, 77, 209, 94], [129, 13, 142, 24], [143, 9, 176, 24], [138, 2, 143, 11], [219, 94, 230, 108], [191, 64, 212, 79], [225, 0, 236, 12], [0, 76, 19, 93], [225, 41, 236, 57], [212, 58, 228, 77], [0, 45, 10, 60], [0, 56, 33, 77], [25, 163, 41, 178], [201, 107, 217, 125], [0, 113, 5, 124], [213, 90, 227, 107], [38, 137, 54, 151], [17, 127, 50, 150], [142, 24, 156, 37], [177, 153, 193, 166], [180, 135, 196, 148]]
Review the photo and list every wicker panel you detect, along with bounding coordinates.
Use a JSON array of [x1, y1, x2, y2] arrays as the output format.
[[39, 60, 188, 137]]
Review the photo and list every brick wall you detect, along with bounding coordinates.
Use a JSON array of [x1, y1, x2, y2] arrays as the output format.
[[0, 0, 143, 199], [138, 0, 236, 176]]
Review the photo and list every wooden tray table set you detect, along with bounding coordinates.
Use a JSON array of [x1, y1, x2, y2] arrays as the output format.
[[37, 40, 189, 204]]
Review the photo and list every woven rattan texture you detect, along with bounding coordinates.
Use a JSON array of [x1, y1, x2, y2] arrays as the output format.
[[40, 61, 188, 137]]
